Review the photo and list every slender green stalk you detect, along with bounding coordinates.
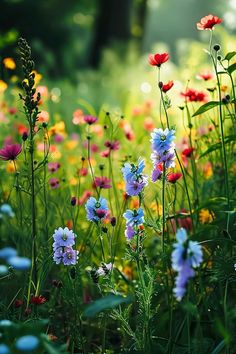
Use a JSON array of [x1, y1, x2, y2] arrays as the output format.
[[162, 163, 166, 253]]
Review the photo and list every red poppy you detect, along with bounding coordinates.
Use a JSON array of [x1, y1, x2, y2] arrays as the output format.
[[181, 88, 207, 102], [30, 295, 46, 305], [162, 80, 174, 93], [182, 147, 194, 158], [0, 144, 22, 161], [167, 172, 182, 183], [149, 53, 169, 67], [197, 14, 222, 30]]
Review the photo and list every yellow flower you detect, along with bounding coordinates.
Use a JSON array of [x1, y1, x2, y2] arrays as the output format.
[[69, 177, 78, 186], [6, 161, 15, 173], [199, 209, 215, 224], [3, 57, 16, 70], [0, 80, 8, 93], [64, 141, 78, 150], [203, 161, 213, 179], [48, 121, 66, 136], [32, 70, 42, 85]]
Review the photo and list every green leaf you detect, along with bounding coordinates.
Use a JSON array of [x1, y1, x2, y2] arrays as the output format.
[[84, 294, 133, 318], [227, 62, 236, 75], [192, 101, 219, 117], [225, 51, 236, 61], [210, 340, 225, 354], [199, 135, 236, 158]]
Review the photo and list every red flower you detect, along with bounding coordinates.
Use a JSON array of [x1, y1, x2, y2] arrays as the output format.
[[197, 14, 222, 30], [14, 299, 24, 308], [162, 80, 174, 93], [181, 88, 207, 102], [30, 295, 46, 305], [182, 147, 194, 158], [149, 52, 169, 67], [93, 176, 111, 189], [167, 172, 182, 183], [0, 144, 22, 161]]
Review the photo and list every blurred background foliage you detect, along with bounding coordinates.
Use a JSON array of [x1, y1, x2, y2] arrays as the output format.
[[1, 0, 236, 114]]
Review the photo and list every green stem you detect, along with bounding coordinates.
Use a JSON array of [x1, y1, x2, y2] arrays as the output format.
[[162, 163, 166, 253]]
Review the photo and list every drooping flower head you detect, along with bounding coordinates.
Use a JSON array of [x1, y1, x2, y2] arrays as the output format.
[[149, 53, 169, 67], [0, 144, 22, 161], [161, 80, 174, 93], [85, 197, 109, 222], [197, 14, 222, 30]]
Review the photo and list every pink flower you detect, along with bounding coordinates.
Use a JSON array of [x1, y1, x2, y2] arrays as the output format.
[[93, 176, 111, 189], [48, 162, 60, 173], [0, 144, 22, 161], [104, 140, 120, 151], [197, 14, 222, 30], [84, 115, 98, 125], [49, 177, 60, 189]]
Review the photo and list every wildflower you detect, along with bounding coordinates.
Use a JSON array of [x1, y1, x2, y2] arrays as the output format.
[[8, 256, 31, 271], [15, 335, 39, 352], [110, 216, 116, 227], [0, 80, 7, 93], [123, 207, 144, 226], [181, 88, 207, 102], [104, 140, 120, 151], [182, 147, 194, 158], [71, 196, 77, 206], [48, 162, 60, 173], [199, 209, 215, 224], [49, 177, 60, 189], [14, 299, 24, 308], [149, 52, 169, 67], [177, 209, 193, 232], [161, 80, 174, 93], [197, 14, 222, 30], [0, 247, 17, 260], [122, 158, 148, 196], [167, 172, 182, 183], [125, 225, 136, 240], [151, 163, 163, 182], [97, 262, 113, 276], [172, 228, 203, 301], [30, 295, 46, 305], [150, 128, 175, 155], [151, 150, 176, 169], [85, 197, 109, 222], [0, 344, 10, 354], [62, 247, 78, 265], [0, 144, 22, 161], [100, 150, 110, 157], [0, 204, 15, 218], [3, 57, 16, 70], [53, 227, 75, 248], [144, 117, 155, 132], [78, 190, 92, 205], [84, 115, 98, 125], [196, 71, 213, 81], [93, 176, 112, 189], [8, 107, 17, 115]]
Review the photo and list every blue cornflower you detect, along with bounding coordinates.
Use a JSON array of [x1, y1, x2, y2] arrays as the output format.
[[171, 228, 203, 301], [63, 247, 79, 265], [8, 256, 31, 271], [85, 196, 109, 222], [123, 207, 144, 226], [150, 128, 175, 154], [15, 335, 39, 352], [53, 227, 75, 248], [151, 150, 176, 169], [125, 176, 148, 196], [0, 344, 10, 354]]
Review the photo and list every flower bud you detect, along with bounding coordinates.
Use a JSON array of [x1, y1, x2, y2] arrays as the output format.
[[213, 44, 221, 51]]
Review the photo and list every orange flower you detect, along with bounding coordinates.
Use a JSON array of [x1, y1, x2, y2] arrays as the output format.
[[144, 117, 155, 132], [197, 14, 222, 30]]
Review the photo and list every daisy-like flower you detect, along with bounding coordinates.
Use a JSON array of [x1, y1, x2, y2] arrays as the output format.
[[93, 176, 112, 189], [197, 14, 222, 30], [123, 207, 144, 226], [85, 196, 109, 222], [149, 52, 169, 67], [0, 144, 22, 161], [53, 227, 75, 248], [63, 247, 79, 265]]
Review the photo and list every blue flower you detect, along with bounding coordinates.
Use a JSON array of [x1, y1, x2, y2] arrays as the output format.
[[123, 207, 144, 226], [8, 256, 31, 271], [62, 247, 79, 265], [125, 225, 136, 240], [15, 335, 39, 352], [0, 204, 15, 218], [122, 158, 148, 196], [171, 228, 203, 301], [0, 247, 17, 260], [85, 197, 109, 222], [150, 128, 175, 154], [0, 265, 8, 275], [125, 176, 148, 196], [0, 344, 10, 354], [122, 158, 145, 181], [53, 227, 75, 248]]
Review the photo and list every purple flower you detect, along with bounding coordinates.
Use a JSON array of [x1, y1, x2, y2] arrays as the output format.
[[0, 144, 22, 161], [123, 207, 144, 226], [53, 227, 75, 248], [53, 247, 64, 264], [97, 262, 113, 276], [122, 158, 148, 196], [84, 115, 98, 125], [151, 150, 176, 169], [151, 164, 163, 182], [125, 225, 136, 240], [85, 197, 109, 222], [62, 247, 79, 265], [173, 262, 195, 301], [125, 176, 148, 196], [93, 176, 111, 189]]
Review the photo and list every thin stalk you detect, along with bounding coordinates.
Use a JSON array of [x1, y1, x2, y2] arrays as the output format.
[[162, 163, 166, 253]]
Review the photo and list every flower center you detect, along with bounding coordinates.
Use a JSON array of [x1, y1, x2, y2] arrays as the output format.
[[62, 234, 68, 241]]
